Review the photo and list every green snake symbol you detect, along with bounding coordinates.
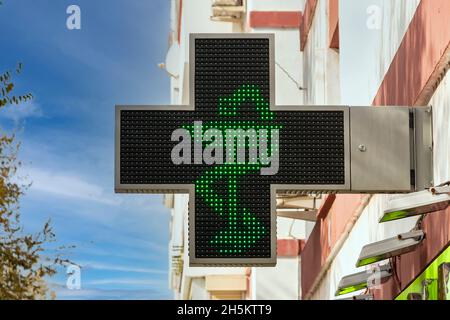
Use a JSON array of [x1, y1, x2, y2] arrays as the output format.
[[185, 84, 282, 254]]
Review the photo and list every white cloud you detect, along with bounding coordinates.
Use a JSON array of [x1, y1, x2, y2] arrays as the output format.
[[80, 261, 167, 275], [0, 100, 43, 123], [73, 245, 161, 262], [92, 232, 168, 253], [27, 167, 121, 205], [84, 278, 166, 287]]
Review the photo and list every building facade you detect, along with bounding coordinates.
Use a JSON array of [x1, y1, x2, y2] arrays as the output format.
[[300, 0, 450, 300], [163, 0, 450, 300]]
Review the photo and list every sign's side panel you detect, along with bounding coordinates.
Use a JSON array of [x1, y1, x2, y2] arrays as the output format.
[[350, 107, 412, 192], [413, 107, 433, 191]]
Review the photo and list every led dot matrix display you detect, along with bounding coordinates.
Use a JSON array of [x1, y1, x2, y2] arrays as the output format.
[[117, 34, 347, 266]]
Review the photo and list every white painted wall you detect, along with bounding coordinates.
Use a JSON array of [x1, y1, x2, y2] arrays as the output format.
[[302, 0, 340, 105], [252, 28, 304, 106], [190, 277, 208, 300], [253, 257, 300, 299]]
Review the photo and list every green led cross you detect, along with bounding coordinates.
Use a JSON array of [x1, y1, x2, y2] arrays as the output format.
[[117, 34, 349, 267]]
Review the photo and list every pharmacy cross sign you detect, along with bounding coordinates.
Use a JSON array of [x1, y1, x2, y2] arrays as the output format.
[[115, 34, 351, 266]]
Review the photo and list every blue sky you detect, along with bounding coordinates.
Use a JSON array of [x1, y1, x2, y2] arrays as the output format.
[[0, 0, 172, 299]]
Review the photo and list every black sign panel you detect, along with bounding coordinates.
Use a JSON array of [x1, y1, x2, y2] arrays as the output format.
[[116, 34, 349, 266]]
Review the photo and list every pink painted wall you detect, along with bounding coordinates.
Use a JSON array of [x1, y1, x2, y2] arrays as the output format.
[[328, 0, 339, 49], [301, 194, 364, 297]]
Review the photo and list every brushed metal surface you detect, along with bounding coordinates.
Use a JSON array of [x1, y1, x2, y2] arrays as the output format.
[[350, 107, 412, 192], [414, 107, 433, 190]]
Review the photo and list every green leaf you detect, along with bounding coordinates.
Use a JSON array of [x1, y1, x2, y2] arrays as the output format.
[[6, 82, 14, 93]]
